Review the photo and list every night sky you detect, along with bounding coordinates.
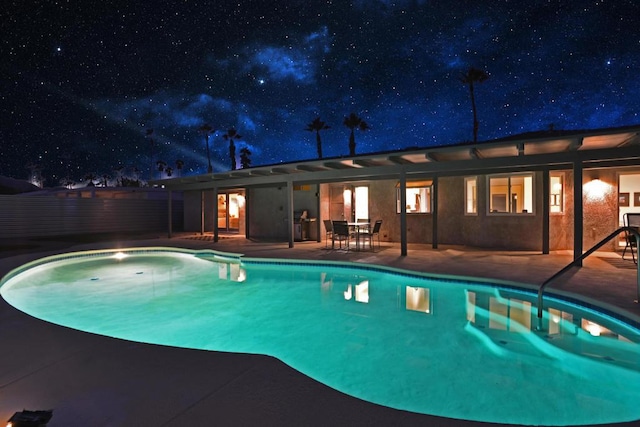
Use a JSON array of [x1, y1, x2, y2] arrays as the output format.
[[2, 1, 639, 186]]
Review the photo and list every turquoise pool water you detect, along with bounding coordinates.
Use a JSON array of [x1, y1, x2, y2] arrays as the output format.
[[2, 248, 640, 425]]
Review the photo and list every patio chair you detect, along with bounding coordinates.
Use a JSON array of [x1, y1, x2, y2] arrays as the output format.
[[323, 219, 334, 248], [622, 213, 640, 264], [332, 220, 352, 250], [359, 220, 382, 251]]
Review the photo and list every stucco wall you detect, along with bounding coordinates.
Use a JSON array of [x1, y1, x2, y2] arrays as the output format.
[[437, 174, 544, 250], [583, 169, 618, 250]]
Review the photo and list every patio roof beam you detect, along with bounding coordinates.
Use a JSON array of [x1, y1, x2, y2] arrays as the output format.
[[568, 137, 583, 151], [156, 144, 640, 191], [469, 148, 483, 159], [388, 156, 413, 164]]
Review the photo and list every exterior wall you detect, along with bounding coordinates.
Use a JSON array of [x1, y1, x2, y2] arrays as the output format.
[[183, 190, 215, 232], [368, 180, 432, 243], [181, 168, 627, 251], [583, 169, 618, 251], [0, 194, 182, 239], [435, 174, 544, 250], [245, 186, 287, 239]]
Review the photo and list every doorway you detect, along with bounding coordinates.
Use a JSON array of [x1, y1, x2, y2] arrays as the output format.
[[329, 184, 369, 221], [217, 192, 243, 232]]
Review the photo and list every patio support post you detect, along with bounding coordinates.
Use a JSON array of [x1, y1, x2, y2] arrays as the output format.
[[245, 189, 250, 239], [200, 190, 205, 235], [432, 175, 438, 249], [287, 178, 294, 248], [542, 169, 550, 254], [213, 186, 219, 243], [573, 160, 583, 266], [316, 183, 321, 242], [167, 189, 173, 238], [400, 169, 407, 256]]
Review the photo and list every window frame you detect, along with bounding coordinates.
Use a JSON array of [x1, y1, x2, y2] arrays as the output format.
[[487, 172, 535, 215], [396, 181, 432, 214], [549, 173, 564, 214], [465, 176, 478, 215]]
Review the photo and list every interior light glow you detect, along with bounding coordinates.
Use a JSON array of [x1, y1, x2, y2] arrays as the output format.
[[355, 280, 369, 303], [113, 252, 127, 260], [236, 194, 246, 208], [343, 284, 352, 300], [584, 321, 602, 337]]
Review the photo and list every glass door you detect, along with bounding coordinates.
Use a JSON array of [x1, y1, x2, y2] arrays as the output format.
[[217, 193, 241, 232]]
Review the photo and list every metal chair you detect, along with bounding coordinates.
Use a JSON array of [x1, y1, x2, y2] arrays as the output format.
[[359, 220, 382, 251], [622, 213, 640, 264], [332, 220, 351, 250], [323, 219, 334, 248]]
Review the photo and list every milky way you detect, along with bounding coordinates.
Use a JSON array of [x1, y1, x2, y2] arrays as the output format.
[[2, 0, 639, 185]]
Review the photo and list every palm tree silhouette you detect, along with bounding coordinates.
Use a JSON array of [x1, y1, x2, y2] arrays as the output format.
[[223, 128, 242, 170], [175, 159, 184, 177], [343, 112, 369, 156], [156, 160, 167, 177], [240, 147, 252, 169], [198, 124, 214, 173], [459, 67, 489, 143], [305, 117, 330, 159]]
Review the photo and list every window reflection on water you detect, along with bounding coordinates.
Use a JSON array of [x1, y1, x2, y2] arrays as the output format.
[[316, 270, 636, 358]]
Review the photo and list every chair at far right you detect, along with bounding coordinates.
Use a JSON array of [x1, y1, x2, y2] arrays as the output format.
[[622, 213, 640, 264], [359, 220, 382, 251]]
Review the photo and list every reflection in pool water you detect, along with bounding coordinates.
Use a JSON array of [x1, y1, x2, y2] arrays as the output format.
[[2, 248, 640, 425]]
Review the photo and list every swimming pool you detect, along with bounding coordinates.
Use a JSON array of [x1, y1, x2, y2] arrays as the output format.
[[2, 247, 640, 425]]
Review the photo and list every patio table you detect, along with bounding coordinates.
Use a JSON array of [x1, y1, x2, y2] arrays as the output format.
[[348, 222, 370, 251]]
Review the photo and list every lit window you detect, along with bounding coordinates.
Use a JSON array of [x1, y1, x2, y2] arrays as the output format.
[[465, 177, 477, 214], [396, 181, 431, 213], [550, 174, 563, 213], [488, 173, 534, 214]]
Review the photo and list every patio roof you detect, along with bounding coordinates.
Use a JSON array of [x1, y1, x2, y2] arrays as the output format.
[[153, 124, 640, 191]]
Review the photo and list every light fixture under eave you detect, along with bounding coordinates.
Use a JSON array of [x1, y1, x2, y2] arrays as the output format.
[[583, 178, 611, 202]]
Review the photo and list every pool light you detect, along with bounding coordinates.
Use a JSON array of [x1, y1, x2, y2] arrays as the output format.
[[113, 251, 128, 260]]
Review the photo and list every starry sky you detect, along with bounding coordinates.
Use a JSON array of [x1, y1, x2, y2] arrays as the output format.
[[2, 0, 639, 186]]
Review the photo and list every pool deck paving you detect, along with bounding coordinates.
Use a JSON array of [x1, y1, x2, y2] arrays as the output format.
[[1, 232, 639, 427]]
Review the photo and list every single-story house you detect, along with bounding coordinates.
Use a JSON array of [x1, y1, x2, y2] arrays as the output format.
[[153, 124, 640, 260]]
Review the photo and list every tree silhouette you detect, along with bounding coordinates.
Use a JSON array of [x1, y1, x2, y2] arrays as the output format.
[[459, 67, 489, 143], [223, 128, 242, 170], [175, 159, 184, 177], [343, 112, 369, 156], [84, 173, 97, 187], [240, 146, 252, 169], [304, 117, 330, 159], [198, 124, 214, 173]]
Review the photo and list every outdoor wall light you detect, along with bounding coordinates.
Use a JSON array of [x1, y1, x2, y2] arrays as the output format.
[[583, 178, 611, 202]]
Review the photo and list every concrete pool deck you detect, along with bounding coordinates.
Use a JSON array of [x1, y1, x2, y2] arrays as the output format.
[[1, 232, 639, 427]]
